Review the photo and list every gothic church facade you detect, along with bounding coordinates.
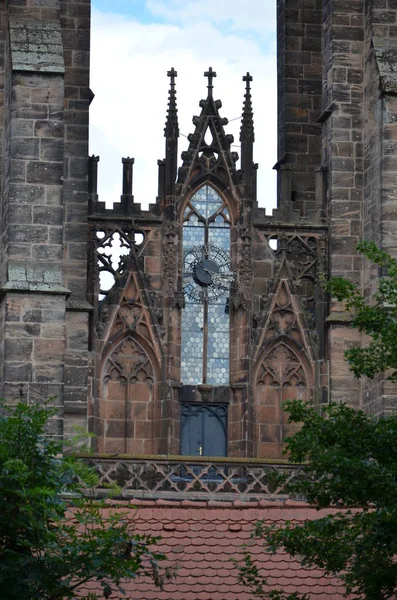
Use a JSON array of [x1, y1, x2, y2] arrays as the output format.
[[0, 0, 395, 461]]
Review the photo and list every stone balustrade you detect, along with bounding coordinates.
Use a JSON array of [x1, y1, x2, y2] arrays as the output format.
[[80, 455, 307, 501]]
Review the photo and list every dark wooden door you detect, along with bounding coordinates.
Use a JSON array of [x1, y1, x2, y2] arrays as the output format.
[[181, 404, 227, 457]]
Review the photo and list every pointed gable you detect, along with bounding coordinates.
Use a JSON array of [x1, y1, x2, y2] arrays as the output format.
[[254, 263, 315, 366], [97, 257, 163, 455], [97, 243, 163, 370], [252, 267, 316, 457], [177, 67, 240, 196]]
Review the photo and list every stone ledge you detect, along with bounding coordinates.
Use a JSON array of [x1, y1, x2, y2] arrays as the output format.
[[373, 37, 397, 95], [1, 281, 70, 295], [2, 262, 70, 295], [66, 298, 93, 312], [326, 312, 353, 324], [76, 453, 294, 465], [317, 102, 338, 124]]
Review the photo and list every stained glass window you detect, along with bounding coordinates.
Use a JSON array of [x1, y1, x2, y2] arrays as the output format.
[[181, 185, 231, 385]]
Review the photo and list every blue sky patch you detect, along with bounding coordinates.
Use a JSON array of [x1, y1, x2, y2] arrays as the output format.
[[92, 0, 156, 23]]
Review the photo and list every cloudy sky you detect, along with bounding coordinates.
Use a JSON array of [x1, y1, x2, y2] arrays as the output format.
[[89, 0, 277, 211]]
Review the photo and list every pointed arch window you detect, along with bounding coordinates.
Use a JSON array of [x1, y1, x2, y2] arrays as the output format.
[[181, 185, 231, 386]]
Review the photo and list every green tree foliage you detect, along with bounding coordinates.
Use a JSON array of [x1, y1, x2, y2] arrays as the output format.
[[0, 401, 172, 600], [237, 242, 397, 600], [329, 240, 397, 380]]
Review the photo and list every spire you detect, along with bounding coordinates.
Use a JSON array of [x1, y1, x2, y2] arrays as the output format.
[[240, 72, 254, 142], [163, 67, 179, 204], [240, 72, 256, 200], [204, 67, 217, 98], [164, 67, 179, 139]]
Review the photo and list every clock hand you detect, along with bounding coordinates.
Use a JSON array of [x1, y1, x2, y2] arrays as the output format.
[[212, 272, 234, 284], [202, 266, 215, 275]]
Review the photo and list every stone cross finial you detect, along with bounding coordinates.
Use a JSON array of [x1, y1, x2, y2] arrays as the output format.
[[167, 67, 178, 87], [243, 72, 253, 90], [204, 67, 217, 95]]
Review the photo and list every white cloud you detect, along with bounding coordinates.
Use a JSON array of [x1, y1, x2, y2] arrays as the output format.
[[146, 0, 275, 35], [89, 6, 277, 211]]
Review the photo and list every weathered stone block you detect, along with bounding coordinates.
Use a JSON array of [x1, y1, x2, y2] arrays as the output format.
[[26, 161, 63, 184], [35, 119, 64, 137], [4, 362, 32, 382], [32, 244, 63, 260], [11, 137, 40, 159], [9, 183, 45, 204], [35, 363, 64, 383], [33, 205, 63, 225], [40, 138, 63, 161], [5, 337, 33, 361], [34, 338, 64, 362], [9, 224, 48, 244]]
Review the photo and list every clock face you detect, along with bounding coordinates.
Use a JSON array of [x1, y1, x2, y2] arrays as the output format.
[[183, 244, 234, 302]]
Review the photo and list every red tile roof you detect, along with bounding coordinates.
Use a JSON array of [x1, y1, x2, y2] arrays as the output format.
[[91, 499, 347, 600]]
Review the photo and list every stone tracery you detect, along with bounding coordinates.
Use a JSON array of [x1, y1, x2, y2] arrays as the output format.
[[104, 338, 154, 385], [253, 276, 314, 456], [256, 344, 307, 392]]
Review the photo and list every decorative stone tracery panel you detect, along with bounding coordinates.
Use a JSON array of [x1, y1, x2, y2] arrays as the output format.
[[101, 335, 158, 455], [254, 341, 310, 459], [256, 343, 308, 392], [253, 278, 314, 459], [104, 337, 154, 385]]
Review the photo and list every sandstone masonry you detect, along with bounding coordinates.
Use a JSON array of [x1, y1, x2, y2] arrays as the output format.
[[0, 0, 395, 456]]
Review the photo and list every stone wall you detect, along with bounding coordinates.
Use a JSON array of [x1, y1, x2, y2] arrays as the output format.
[[60, 0, 91, 435], [322, 0, 365, 408], [276, 0, 323, 220], [0, 0, 91, 439]]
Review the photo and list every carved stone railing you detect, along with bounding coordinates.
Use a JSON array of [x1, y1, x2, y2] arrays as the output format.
[[80, 455, 307, 501]]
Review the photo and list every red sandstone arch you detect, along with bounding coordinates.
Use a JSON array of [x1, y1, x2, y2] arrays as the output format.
[[253, 337, 314, 459], [99, 332, 161, 455]]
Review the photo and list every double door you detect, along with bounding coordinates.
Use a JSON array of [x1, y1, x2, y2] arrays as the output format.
[[180, 403, 227, 457]]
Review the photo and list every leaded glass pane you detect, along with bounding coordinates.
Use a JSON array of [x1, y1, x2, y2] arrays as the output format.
[[181, 303, 204, 384], [185, 213, 204, 227], [207, 300, 229, 385], [183, 224, 205, 251], [209, 226, 230, 253], [213, 214, 229, 227], [190, 185, 223, 219]]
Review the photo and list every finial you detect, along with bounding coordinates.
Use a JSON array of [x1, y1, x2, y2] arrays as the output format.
[[243, 71, 253, 91], [240, 72, 255, 198], [167, 67, 177, 88], [165, 67, 179, 138], [204, 67, 217, 97], [240, 71, 254, 142]]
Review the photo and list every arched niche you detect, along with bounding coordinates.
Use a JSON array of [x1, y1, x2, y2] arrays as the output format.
[[253, 337, 314, 459], [99, 333, 160, 455]]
